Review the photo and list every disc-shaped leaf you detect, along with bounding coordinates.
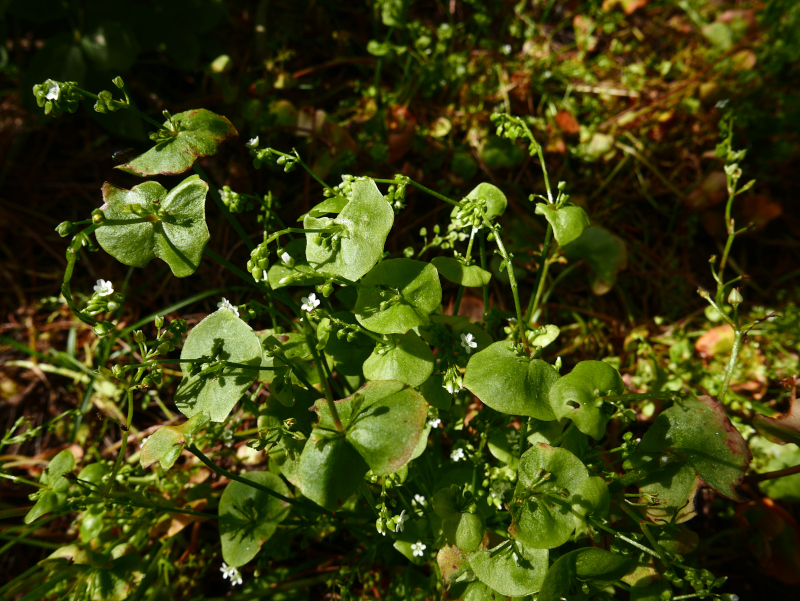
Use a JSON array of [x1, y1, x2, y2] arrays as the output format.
[[535, 203, 590, 247], [432, 256, 492, 287], [363, 331, 434, 387], [116, 109, 238, 176], [175, 309, 263, 422], [638, 395, 752, 501], [95, 175, 209, 277], [297, 431, 368, 511], [571, 476, 611, 520], [355, 259, 442, 334], [547, 360, 624, 440], [562, 225, 628, 295], [465, 182, 508, 220], [469, 542, 548, 597], [464, 342, 559, 420], [140, 412, 210, 469], [509, 443, 589, 549], [305, 178, 394, 282], [266, 237, 323, 289], [625, 452, 702, 524], [219, 471, 291, 567], [538, 548, 634, 601], [443, 511, 485, 552]]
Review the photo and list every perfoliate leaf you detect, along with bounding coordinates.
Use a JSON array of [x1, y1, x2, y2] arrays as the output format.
[[465, 183, 508, 220], [638, 395, 752, 501], [140, 412, 210, 469], [562, 225, 628, 295], [547, 360, 624, 440], [305, 178, 394, 282], [464, 342, 559, 420], [323, 312, 376, 376], [362, 331, 434, 387], [175, 309, 263, 422], [95, 175, 209, 277], [538, 548, 634, 601], [469, 542, 548, 597], [625, 452, 702, 524], [535, 202, 591, 247], [354, 259, 442, 334], [116, 109, 238, 176], [432, 256, 492, 287], [219, 471, 291, 567], [509, 443, 589, 549], [266, 237, 323, 289], [297, 431, 368, 511]]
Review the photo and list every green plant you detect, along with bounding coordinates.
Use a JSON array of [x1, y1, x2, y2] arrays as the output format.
[[0, 73, 768, 601]]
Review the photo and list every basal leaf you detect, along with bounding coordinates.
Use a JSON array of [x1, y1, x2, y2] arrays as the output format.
[[562, 225, 628, 295], [219, 471, 291, 567], [638, 395, 752, 501], [354, 259, 442, 334], [362, 331, 434, 387], [174, 309, 263, 422], [464, 342, 559, 420], [509, 443, 589, 549], [116, 109, 238, 176], [305, 178, 394, 282], [535, 203, 591, 247], [547, 360, 625, 440], [432, 256, 492, 287], [469, 542, 548, 597], [95, 175, 209, 277], [140, 412, 210, 469]]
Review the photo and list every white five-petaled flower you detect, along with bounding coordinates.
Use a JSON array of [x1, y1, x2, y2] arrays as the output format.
[[460, 332, 478, 354], [217, 297, 240, 317], [45, 80, 60, 100], [301, 293, 320, 313], [220, 562, 243, 586], [93, 279, 114, 297], [412, 494, 427, 507], [411, 541, 426, 557], [428, 418, 441, 429], [395, 510, 409, 533], [451, 448, 466, 462], [245, 136, 259, 148]]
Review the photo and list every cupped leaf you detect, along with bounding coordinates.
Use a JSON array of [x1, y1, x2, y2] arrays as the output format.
[[266, 237, 323, 289], [174, 309, 263, 422], [363, 331, 434, 387], [562, 225, 628, 295], [469, 542, 548, 597], [535, 203, 590, 247], [625, 452, 702, 524], [529, 324, 560, 348], [116, 109, 238, 176], [638, 395, 752, 501], [572, 476, 611, 521], [432, 256, 492, 287], [24, 448, 75, 524], [443, 511, 485, 552], [547, 360, 625, 440], [464, 342, 559, 420], [354, 259, 442, 334], [305, 178, 394, 282], [140, 412, 210, 469], [95, 175, 209, 277], [219, 471, 291, 567], [297, 431, 368, 511], [465, 182, 508, 221], [538, 548, 635, 601], [508, 443, 589, 549], [753, 394, 800, 446]]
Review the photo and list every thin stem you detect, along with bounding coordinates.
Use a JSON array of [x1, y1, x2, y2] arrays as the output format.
[[372, 177, 460, 207], [478, 231, 489, 311], [194, 164, 256, 251], [103, 387, 134, 495], [517, 418, 529, 461], [718, 329, 742, 403], [590, 518, 662, 561], [303, 319, 343, 431], [744, 463, 800, 483], [487, 223, 524, 339], [550, 422, 575, 447], [525, 224, 553, 323], [453, 227, 478, 315]]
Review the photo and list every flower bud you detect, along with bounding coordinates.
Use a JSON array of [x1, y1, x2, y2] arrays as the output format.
[[112, 76, 125, 89], [134, 330, 146, 344], [92, 209, 105, 224], [93, 321, 114, 337], [154, 315, 165, 329], [56, 221, 75, 237], [727, 288, 743, 307]]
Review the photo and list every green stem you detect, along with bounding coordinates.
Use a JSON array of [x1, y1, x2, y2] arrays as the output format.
[[453, 227, 478, 315], [718, 329, 742, 403], [372, 177, 459, 207], [303, 319, 343, 431], [0, 563, 43, 598], [525, 224, 553, 322], [487, 223, 524, 339], [103, 387, 134, 495], [517, 418, 529, 461], [589, 518, 663, 561], [62, 225, 101, 327], [550, 422, 575, 447], [479, 231, 489, 311]]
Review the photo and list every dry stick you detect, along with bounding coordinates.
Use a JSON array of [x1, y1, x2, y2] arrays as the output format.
[[744, 464, 800, 484]]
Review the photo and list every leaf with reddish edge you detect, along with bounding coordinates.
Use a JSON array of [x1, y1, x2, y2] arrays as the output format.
[[638, 395, 752, 501], [116, 109, 238, 176], [754, 377, 800, 446]]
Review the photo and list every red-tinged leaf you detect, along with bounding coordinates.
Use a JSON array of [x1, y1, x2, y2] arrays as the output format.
[[754, 376, 800, 445], [554, 110, 580, 135]]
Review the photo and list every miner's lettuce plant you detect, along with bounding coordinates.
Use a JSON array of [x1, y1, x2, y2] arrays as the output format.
[[5, 76, 757, 601]]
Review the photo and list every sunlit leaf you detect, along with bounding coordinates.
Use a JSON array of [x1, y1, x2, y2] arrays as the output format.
[[362, 331, 434, 387], [535, 203, 590, 247], [432, 256, 492, 287], [469, 541, 548, 596], [140, 412, 210, 469]]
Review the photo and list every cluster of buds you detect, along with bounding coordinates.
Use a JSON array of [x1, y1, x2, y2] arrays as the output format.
[[323, 174, 356, 199], [247, 240, 271, 282], [33, 79, 82, 116], [251, 147, 298, 172], [148, 110, 181, 144], [384, 175, 409, 213], [85, 279, 124, 316], [219, 186, 250, 214], [312, 228, 344, 252], [418, 223, 468, 256]]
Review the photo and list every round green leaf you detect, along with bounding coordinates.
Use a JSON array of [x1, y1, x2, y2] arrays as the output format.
[[443, 512, 485, 552], [95, 175, 210, 277], [219, 471, 291, 567], [363, 331, 434, 387], [547, 360, 624, 440], [323, 312, 375, 376], [535, 202, 590, 247], [24, 448, 75, 524], [354, 259, 442, 334], [469, 542, 548, 597], [572, 476, 610, 521], [266, 237, 323, 289], [538, 548, 634, 601], [562, 225, 628, 295], [297, 431, 368, 510], [432, 256, 492, 287], [115, 109, 238, 176], [509, 443, 589, 549], [464, 342, 559, 420], [466, 183, 507, 220], [625, 452, 702, 524], [305, 178, 394, 282], [638, 395, 752, 501], [419, 373, 453, 410], [140, 412, 210, 469], [175, 309, 263, 422]]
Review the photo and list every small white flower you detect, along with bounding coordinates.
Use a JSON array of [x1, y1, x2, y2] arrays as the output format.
[[443, 381, 455, 394], [301, 293, 320, 313], [395, 510, 409, 533], [376, 518, 387, 536], [262, 269, 268, 281], [245, 136, 259, 148], [45, 80, 60, 101], [460, 332, 478, 354], [715, 99, 730, 109], [502, 44, 512, 55], [280, 251, 292, 265], [412, 494, 427, 507], [411, 541, 426, 557], [217, 297, 240, 317], [451, 448, 466, 462], [93, 279, 114, 297], [428, 418, 441, 429], [220, 562, 242, 586]]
